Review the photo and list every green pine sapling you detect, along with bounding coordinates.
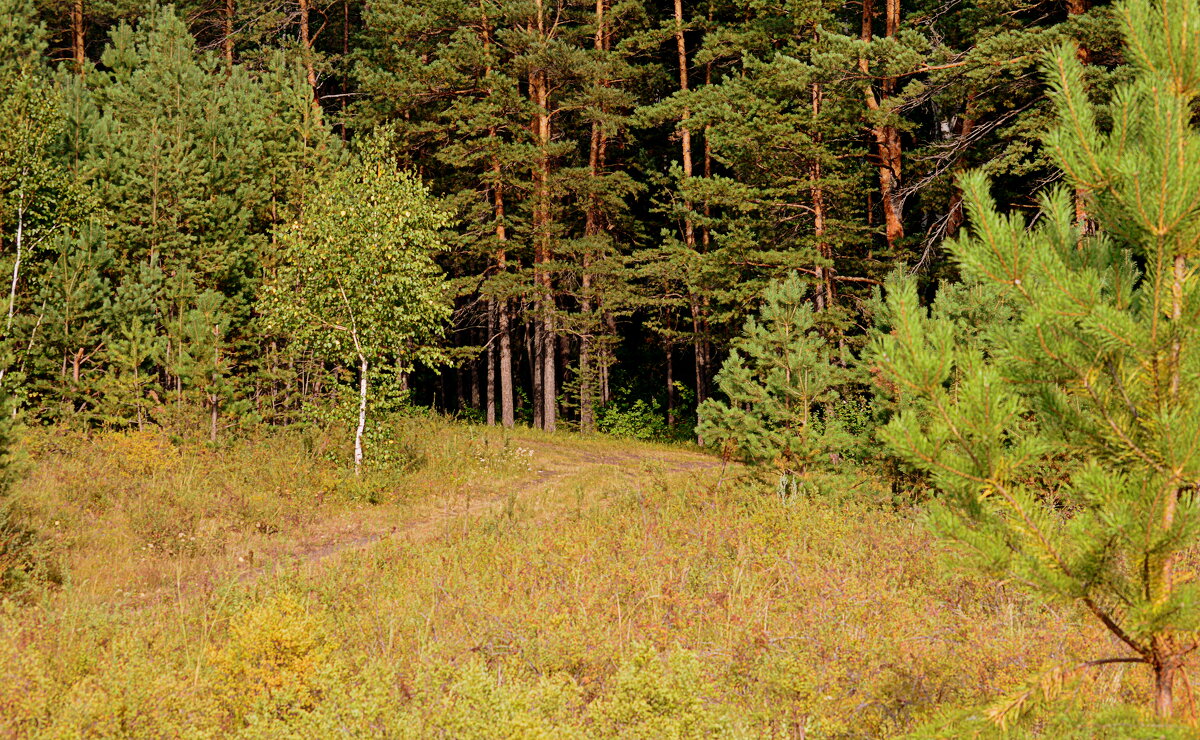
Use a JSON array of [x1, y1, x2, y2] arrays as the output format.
[[871, 0, 1200, 719], [698, 274, 847, 481]]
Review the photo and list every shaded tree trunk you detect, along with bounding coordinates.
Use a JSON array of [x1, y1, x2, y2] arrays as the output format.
[[945, 108, 975, 236], [666, 346, 676, 427], [530, 0, 556, 432], [861, 0, 904, 250], [487, 300, 497, 425], [71, 0, 85, 74], [223, 0, 235, 68], [498, 299, 514, 427], [579, 0, 608, 433], [481, 7, 515, 428], [529, 319, 542, 427], [674, 0, 708, 432], [811, 77, 834, 312], [299, 0, 318, 94]]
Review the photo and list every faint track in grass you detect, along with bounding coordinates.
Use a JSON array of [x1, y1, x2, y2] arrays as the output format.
[[235, 439, 724, 585]]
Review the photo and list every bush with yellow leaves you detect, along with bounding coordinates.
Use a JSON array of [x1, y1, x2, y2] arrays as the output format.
[[210, 592, 341, 726]]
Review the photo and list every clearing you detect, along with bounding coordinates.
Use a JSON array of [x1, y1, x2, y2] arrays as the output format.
[[0, 417, 1165, 737]]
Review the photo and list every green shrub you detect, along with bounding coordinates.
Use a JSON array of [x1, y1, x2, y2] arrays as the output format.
[[596, 398, 671, 441], [590, 645, 731, 739]]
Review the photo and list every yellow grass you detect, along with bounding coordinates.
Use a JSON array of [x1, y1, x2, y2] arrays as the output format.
[[0, 414, 1185, 737]]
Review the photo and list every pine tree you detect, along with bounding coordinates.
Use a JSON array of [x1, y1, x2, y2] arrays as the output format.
[[871, 0, 1200, 718], [697, 274, 848, 479], [26, 223, 112, 420]]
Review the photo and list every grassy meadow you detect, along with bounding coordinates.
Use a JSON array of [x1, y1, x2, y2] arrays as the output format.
[[0, 415, 1189, 738]]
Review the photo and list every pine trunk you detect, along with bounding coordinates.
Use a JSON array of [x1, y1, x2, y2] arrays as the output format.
[[542, 316, 556, 432], [299, 0, 317, 95], [223, 0, 235, 68], [861, 0, 904, 250], [471, 330, 482, 409], [579, 0, 607, 434], [529, 320, 542, 427], [456, 357, 467, 412], [811, 77, 833, 312], [666, 347, 676, 427], [530, 0, 556, 432], [499, 300, 515, 427], [674, 0, 708, 430], [71, 0, 85, 74], [481, 11, 515, 428], [945, 109, 975, 236], [487, 300, 497, 426]]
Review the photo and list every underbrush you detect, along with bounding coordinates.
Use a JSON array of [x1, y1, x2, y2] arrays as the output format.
[[0, 425, 1187, 737]]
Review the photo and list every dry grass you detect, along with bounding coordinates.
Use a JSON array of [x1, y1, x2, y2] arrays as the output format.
[[0, 415, 1187, 738]]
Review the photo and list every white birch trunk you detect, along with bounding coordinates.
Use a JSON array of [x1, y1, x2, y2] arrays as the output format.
[[355, 355, 368, 476]]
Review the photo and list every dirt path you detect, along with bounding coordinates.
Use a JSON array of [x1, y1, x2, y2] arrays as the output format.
[[239, 437, 725, 584]]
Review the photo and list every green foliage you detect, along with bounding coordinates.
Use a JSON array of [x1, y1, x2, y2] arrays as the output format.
[[413, 661, 584, 740], [591, 645, 731, 739], [262, 141, 450, 372], [870, 0, 1200, 718], [212, 592, 341, 724], [596, 397, 671, 441], [697, 274, 849, 476]]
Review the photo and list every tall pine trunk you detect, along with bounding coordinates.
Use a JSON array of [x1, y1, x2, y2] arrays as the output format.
[[498, 299, 514, 428], [487, 300, 497, 425], [529, 319, 542, 427], [811, 76, 834, 312], [861, 0, 904, 250], [71, 0, 85, 74], [530, 0, 556, 432], [299, 0, 317, 95], [666, 346, 676, 427], [481, 7, 515, 428], [673, 0, 708, 431], [579, 0, 608, 433]]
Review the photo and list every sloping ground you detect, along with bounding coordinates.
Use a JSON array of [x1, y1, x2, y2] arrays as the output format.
[[2, 422, 1184, 738], [247, 433, 726, 582], [5, 420, 721, 606]]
